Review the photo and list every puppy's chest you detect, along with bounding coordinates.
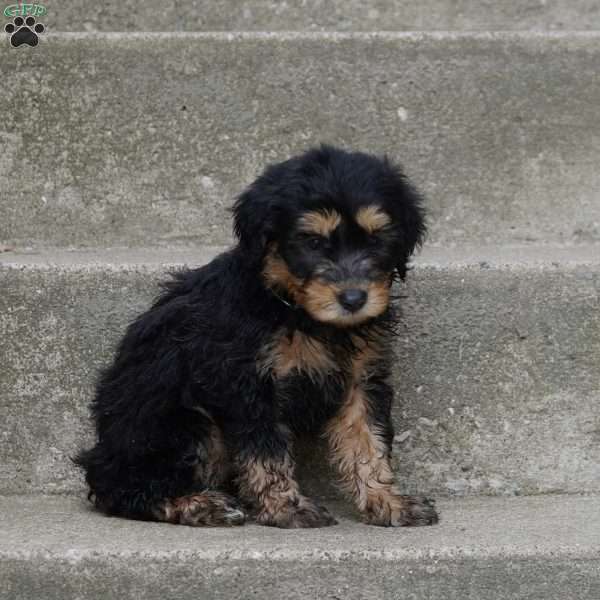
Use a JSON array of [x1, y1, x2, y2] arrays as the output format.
[[259, 328, 385, 430]]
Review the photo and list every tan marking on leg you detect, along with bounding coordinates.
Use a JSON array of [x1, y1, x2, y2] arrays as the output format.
[[326, 385, 438, 526], [194, 425, 231, 488], [238, 454, 299, 516], [297, 209, 341, 237], [355, 205, 391, 234], [325, 385, 394, 514], [237, 454, 336, 528]]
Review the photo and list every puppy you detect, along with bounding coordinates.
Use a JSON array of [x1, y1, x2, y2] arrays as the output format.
[[76, 145, 438, 528]]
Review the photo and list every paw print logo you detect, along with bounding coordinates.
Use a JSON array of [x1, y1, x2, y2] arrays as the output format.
[[5, 16, 45, 47]]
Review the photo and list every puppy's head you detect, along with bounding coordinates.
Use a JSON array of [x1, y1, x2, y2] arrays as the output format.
[[233, 145, 425, 327]]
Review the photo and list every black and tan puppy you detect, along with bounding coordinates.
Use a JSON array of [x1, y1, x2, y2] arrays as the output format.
[[76, 145, 438, 528]]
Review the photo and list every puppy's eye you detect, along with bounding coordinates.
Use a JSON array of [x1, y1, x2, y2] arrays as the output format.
[[308, 237, 324, 250]]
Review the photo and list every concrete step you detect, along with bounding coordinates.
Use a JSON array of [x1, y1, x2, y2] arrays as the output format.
[[43, 1, 600, 32], [1, 33, 599, 250], [1, 245, 599, 497], [1, 494, 599, 599]]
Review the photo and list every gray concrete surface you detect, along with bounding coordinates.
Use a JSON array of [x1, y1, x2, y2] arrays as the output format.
[[40, 1, 600, 31], [1, 246, 598, 497], [1, 494, 599, 599], [1, 33, 600, 249]]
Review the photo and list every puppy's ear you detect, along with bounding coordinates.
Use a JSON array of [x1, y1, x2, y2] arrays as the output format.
[[382, 160, 426, 280], [232, 182, 276, 263]]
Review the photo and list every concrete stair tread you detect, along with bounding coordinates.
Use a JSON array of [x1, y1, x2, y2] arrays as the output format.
[[1, 493, 598, 558], [2, 243, 600, 269], [2, 494, 599, 599]]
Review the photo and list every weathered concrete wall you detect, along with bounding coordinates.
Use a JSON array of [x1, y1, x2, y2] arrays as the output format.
[[2, 247, 598, 496], [38, 1, 600, 31]]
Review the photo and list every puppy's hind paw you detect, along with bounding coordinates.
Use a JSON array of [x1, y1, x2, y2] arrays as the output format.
[[222, 506, 247, 526], [164, 491, 247, 527]]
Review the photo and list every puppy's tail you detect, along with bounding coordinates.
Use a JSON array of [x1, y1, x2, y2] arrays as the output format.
[[73, 445, 161, 519]]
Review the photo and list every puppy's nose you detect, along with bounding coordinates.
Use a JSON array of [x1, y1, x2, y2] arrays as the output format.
[[338, 289, 367, 312]]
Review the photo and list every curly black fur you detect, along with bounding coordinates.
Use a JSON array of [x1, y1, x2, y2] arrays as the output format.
[[75, 145, 438, 528]]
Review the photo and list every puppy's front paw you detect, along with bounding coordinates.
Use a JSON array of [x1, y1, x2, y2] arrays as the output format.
[[365, 493, 438, 527], [257, 498, 338, 528]]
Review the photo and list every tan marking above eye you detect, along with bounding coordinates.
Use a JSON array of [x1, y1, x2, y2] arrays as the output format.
[[355, 206, 391, 234], [297, 209, 342, 237]]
